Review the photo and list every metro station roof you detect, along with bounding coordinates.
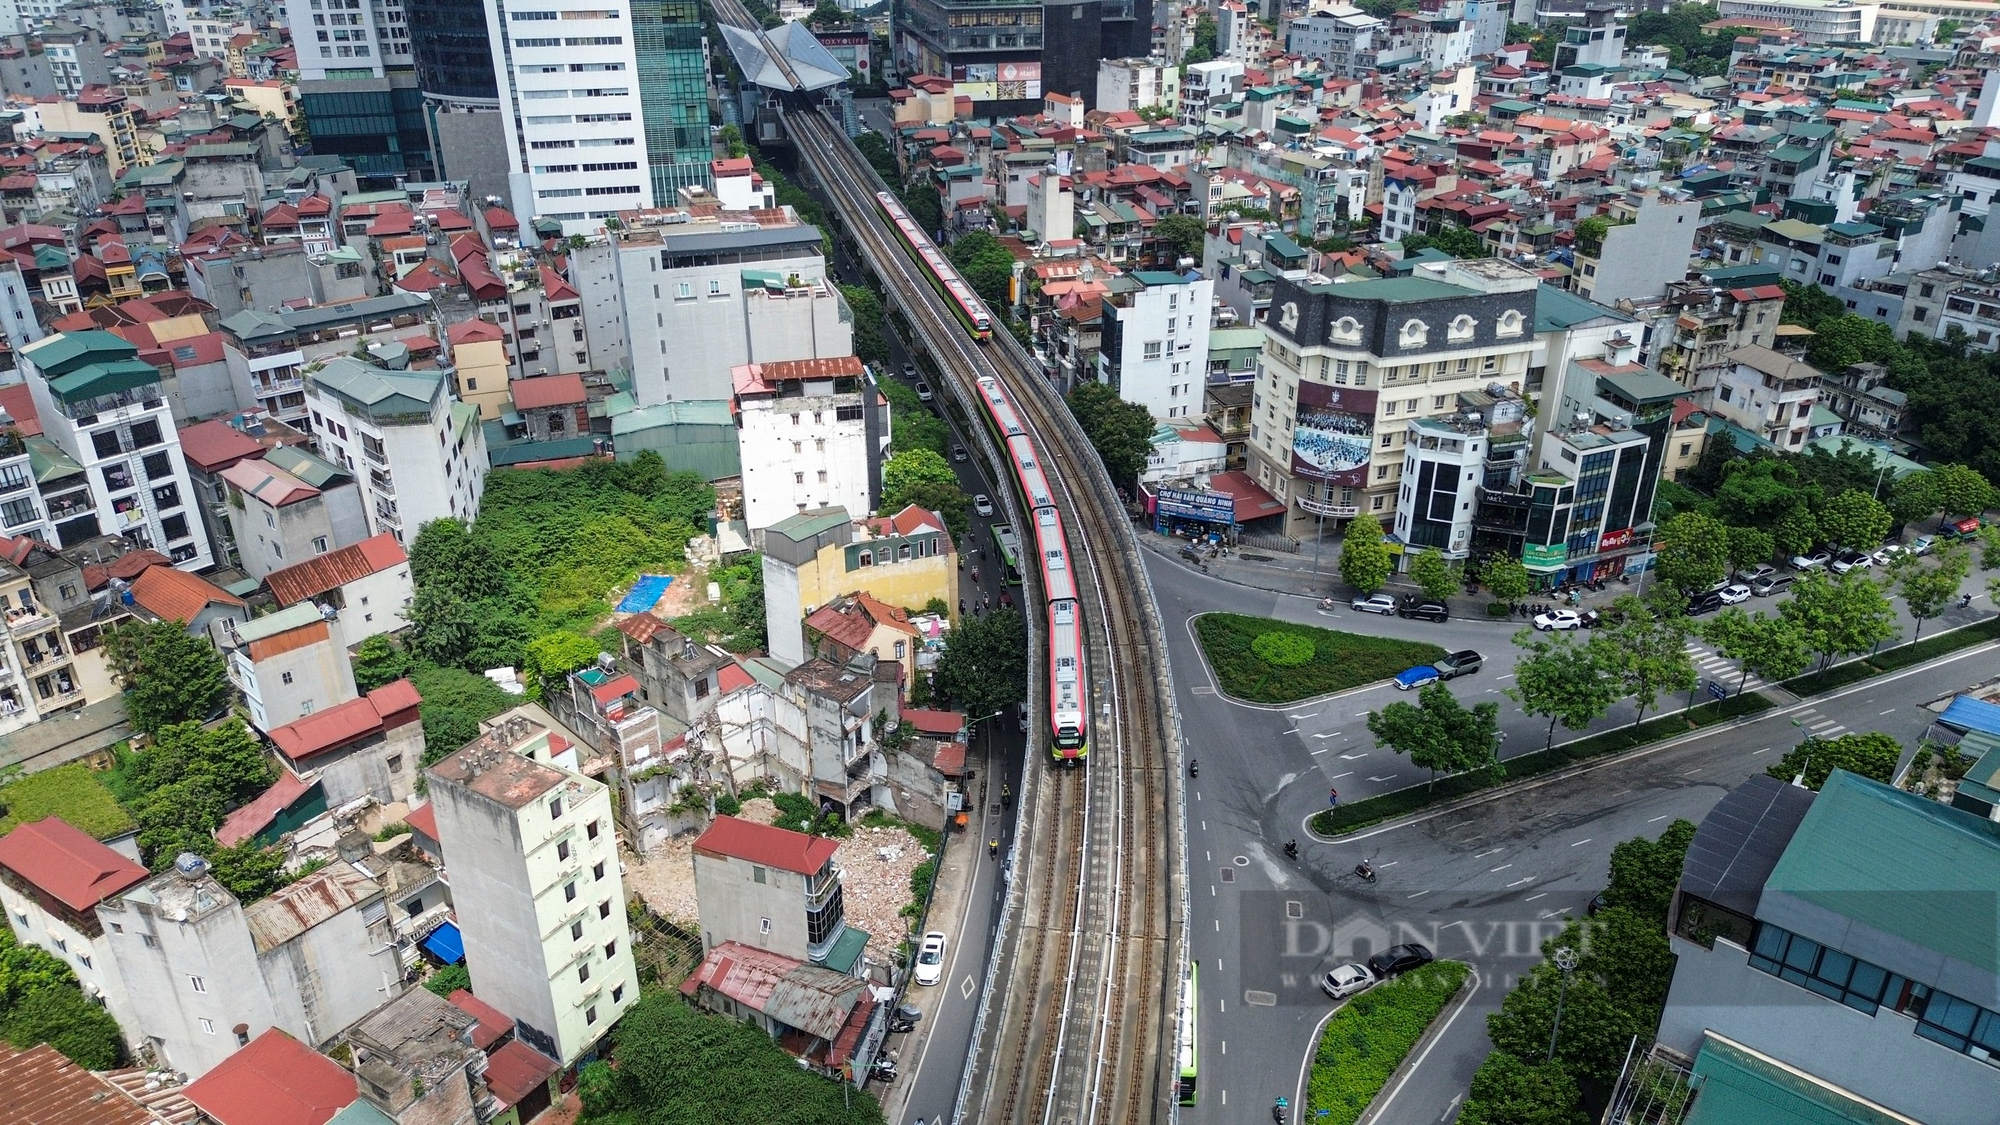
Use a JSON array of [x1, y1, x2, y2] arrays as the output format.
[[718, 19, 849, 93]]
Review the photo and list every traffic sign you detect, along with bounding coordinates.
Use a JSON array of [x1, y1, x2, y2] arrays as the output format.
[[1707, 680, 1727, 701]]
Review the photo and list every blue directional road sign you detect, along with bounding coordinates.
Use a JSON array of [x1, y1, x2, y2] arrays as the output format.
[[1707, 680, 1728, 701]]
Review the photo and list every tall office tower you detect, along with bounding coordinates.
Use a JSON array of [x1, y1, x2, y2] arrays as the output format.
[[286, 0, 435, 180], [409, 0, 508, 202], [486, 0, 711, 230]]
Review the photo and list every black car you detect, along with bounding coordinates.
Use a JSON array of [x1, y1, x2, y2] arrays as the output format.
[[1366, 943, 1435, 979], [1684, 591, 1725, 616], [1398, 599, 1450, 622]]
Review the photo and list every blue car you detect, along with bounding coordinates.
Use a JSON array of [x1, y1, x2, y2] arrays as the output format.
[[1393, 665, 1440, 691]]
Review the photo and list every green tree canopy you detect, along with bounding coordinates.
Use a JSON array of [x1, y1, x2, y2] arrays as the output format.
[[1773, 504, 1819, 558], [1366, 682, 1500, 788], [1508, 631, 1620, 750], [1602, 818, 1696, 925], [1767, 732, 1902, 790], [1931, 462, 1995, 521], [1596, 595, 1696, 727], [522, 632, 604, 700], [1815, 489, 1893, 550], [1887, 469, 1940, 527], [1714, 458, 1810, 530], [840, 284, 888, 367], [1151, 213, 1206, 264], [103, 620, 231, 735], [1892, 543, 1970, 642], [1339, 515, 1393, 595], [1458, 1052, 1587, 1125], [1400, 223, 1487, 259], [1726, 525, 1775, 573], [1654, 511, 1731, 593], [1480, 554, 1533, 603], [931, 607, 1028, 722], [1779, 569, 1900, 674], [1409, 547, 1460, 601], [880, 376, 952, 458], [1699, 607, 1812, 695], [1066, 380, 1156, 487], [351, 634, 411, 692], [853, 132, 899, 186], [882, 448, 957, 504], [944, 230, 1015, 306]]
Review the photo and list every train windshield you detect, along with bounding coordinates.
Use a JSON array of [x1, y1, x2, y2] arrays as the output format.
[[1054, 726, 1083, 747]]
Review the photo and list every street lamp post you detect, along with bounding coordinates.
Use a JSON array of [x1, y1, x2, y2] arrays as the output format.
[[1546, 946, 1579, 1062]]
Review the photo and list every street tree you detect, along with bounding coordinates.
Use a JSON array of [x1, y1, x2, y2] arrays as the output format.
[[103, 619, 232, 735], [1508, 631, 1620, 750], [1065, 381, 1155, 487], [1780, 569, 1900, 674], [839, 284, 888, 367], [1409, 546, 1460, 602], [1699, 608, 1812, 695], [1726, 525, 1775, 575], [1457, 1053, 1587, 1125], [1887, 469, 1940, 527], [930, 607, 1028, 721], [521, 631, 602, 701], [882, 448, 956, 502], [1766, 732, 1902, 790], [1339, 514, 1393, 595], [1481, 554, 1533, 605], [1601, 818, 1697, 924], [1773, 504, 1819, 558], [1931, 463, 1995, 521], [1892, 543, 1971, 642], [1598, 595, 1697, 727], [944, 231, 1014, 306], [1485, 942, 1652, 1089], [1654, 511, 1731, 593], [1815, 489, 1893, 550], [1366, 682, 1500, 788]]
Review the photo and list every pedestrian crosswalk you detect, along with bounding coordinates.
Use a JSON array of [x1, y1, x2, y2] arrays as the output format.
[[1684, 640, 1771, 696], [1789, 706, 1846, 739]]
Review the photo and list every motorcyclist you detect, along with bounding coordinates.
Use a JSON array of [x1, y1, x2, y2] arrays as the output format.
[[989, 838, 999, 859], [1284, 839, 1298, 860], [1274, 1096, 1289, 1123], [1355, 861, 1375, 882], [1188, 758, 1199, 778]]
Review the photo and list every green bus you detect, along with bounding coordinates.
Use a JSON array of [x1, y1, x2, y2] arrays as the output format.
[[1178, 963, 1199, 1105], [991, 524, 1024, 585]]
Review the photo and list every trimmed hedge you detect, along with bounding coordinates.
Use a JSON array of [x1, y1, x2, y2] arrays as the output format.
[[1312, 693, 1774, 836], [1193, 613, 1446, 704], [0, 762, 135, 840], [1308, 960, 1471, 1125], [1783, 618, 2000, 697]]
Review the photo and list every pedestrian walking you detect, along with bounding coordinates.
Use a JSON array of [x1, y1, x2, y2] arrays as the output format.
[[1329, 787, 1339, 808]]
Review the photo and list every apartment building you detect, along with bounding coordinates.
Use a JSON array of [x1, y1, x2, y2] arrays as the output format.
[[1097, 270, 1215, 420], [223, 602, 359, 734], [20, 330, 214, 568], [1095, 57, 1179, 114], [761, 504, 956, 667], [1569, 190, 1702, 307], [1246, 259, 1541, 539], [96, 855, 401, 1080], [1285, 7, 1385, 76], [426, 710, 640, 1065], [692, 815, 854, 969], [1708, 344, 1823, 452], [1392, 414, 1489, 563], [0, 816, 149, 1046], [571, 206, 853, 405], [263, 532, 413, 651], [1655, 770, 1994, 1125], [485, 0, 711, 227], [268, 678, 424, 805], [304, 356, 486, 543], [734, 357, 885, 537], [219, 292, 449, 426], [1649, 281, 1785, 391], [1716, 0, 1877, 43], [777, 655, 900, 821]]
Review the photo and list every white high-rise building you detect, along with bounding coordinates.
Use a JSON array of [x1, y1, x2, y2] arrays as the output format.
[[1097, 270, 1215, 419], [485, 0, 651, 228], [733, 357, 885, 535], [285, 0, 413, 80], [303, 356, 487, 544]]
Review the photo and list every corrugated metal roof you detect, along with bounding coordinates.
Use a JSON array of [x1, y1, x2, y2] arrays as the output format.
[[243, 860, 381, 953]]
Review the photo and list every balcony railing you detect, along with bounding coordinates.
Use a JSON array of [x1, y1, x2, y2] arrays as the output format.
[[1297, 494, 1359, 519], [6, 606, 54, 634]]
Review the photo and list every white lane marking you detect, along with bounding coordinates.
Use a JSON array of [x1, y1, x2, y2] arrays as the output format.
[[1408, 890, 1430, 899], [1879, 708, 1896, 715], [1498, 673, 1515, 680], [1820, 726, 1846, 737], [1570, 839, 1592, 847], [1316, 732, 1340, 739], [1369, 774, 1398, 782], [1523, 892, 1548, 902], [1649, 814, 1670, 822], [1508, 876, 1534, 887], [1340, 751, 1370, 759], [1474, 847, 1503, 858], [1490, 863, 1512, 872], [1753, 747, 1770, 755], [1288, 712, 1321, 720]]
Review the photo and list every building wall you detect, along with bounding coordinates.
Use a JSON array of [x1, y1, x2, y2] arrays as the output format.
[[309, 722, 425, 806], [233, 632, 358, 733], [452, 336, 512, 420], [227, 493, 337, 583], [1574, 195, 1701, 306], [797, 536, 955, 624], [1659, 933, 1986, 1125], [327, 568, 415, 651], [1099, 276, 1214, 419], [738, 392, 875, 534], [97, 881, 279, 1079], [0, 876, 138, 1048], [692, 850, 811, 960]]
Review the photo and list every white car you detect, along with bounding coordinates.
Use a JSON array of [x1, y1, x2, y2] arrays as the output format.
[[1718, 584, 1752, 605], [1872, 545, 1906, 567], [1350, 593, 1398, 615], [1320, 963, 1378, 999], [901, 363, 918, 380], [1790, 550, 1832, 571], [913, 931, 947, 986], [973, 494, 994, 517], [1533, 609, 1583, 631], [916, 381, 934, 403]]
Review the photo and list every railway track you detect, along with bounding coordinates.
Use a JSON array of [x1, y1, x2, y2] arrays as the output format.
[[693, 14, 1187, 1121]]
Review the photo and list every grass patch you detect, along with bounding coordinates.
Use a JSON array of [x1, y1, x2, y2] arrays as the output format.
[[0, 762, 135, 840], [1194, 613, 1446, 704], [1782, 618, 2000, 697], [1309, 960, 1471, 1125], [1313, 692, 1773, 836]]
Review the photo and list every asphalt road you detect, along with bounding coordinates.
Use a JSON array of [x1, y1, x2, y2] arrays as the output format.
[[1156, 547, 2000, 1123]]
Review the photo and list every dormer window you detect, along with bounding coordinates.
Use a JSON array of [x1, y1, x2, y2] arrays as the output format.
[[1399, 319, 1429, 348], [1496, 309, 1525, 337], [1448, 314, 1476, 342]]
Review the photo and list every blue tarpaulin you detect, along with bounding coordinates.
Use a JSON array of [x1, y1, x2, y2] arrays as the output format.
[[1939, 696, 2000, 737], [423, 921, 465, 965], [616, 574, 672, 614]]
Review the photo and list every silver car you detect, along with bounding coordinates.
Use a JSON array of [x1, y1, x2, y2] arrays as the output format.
[[1320, 963, 1378, 999], [1350, 594, 1398, 615]]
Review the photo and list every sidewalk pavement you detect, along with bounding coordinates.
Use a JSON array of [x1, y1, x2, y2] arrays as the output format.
[[1136, 527, 1645, 624]]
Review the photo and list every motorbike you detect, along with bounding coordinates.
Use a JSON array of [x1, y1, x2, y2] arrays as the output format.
[[888, 1018, 917, 1034], [1318, 597, 1335, 610], [1188, 759, 1199, 778], [1354, 862, 1376, 884], [1274, 1096, 1289, 1124], [869, 1062, 898, 1083], [1284, 840, 1299, 861]]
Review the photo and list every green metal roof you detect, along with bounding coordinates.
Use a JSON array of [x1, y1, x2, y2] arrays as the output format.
[[1764, 770, 2000, 976], [1131, 270, 1192, 286], [21, 330, 137, 377], [24, 436, 81, 483], [609, 399, 735, 432], [486, 433, 597, 466], [48, 358, 163, 404], [1208, 327, 1265, 352], [233, 602, 325, 643], [766, 507, 852, 543], [307, 356, 444, 420], [262, 445, 348, 488], [1685, 1033, 1910, 1125], [820, 925, 869, 975], [1597, 368, 1688, 408], [1533, 283, 1631, 332]]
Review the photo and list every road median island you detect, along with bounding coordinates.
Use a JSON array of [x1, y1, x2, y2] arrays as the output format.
[[1192, 612, 1447, 704], [1781, 618, 2000, 696], [1311, 692, 1774, 837], [1307, 960, 1471, 1125]]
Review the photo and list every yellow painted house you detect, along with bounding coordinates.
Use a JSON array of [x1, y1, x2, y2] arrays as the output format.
[[448, 318, 513, 420], [762, 504, 957, 667]]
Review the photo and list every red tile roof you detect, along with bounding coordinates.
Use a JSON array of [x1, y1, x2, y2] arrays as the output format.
[[445, 989, 510, 1050], [0, 382, 41, 436], [539, 264, 579, 302], [716, 661, 754, 694], [0, 1042, 157, 1125], [129, 565, 245, 624], [614, 611, 671, 644], [267, 677, 420, 763], [694, 815, 838, 875], [484, 206, 520, 231], [0, 817, 148, 911], [183, 1029, 357, 1125], [511, 373, 587, 410], [482, 1039, 558, 1108], [404, 802, 438, 843], [264, 533, 408, 607], [901, 708, 966, 737], [220, 458, 320, 507], [178, 419, 265, 472], [931, 740, 966, 778], [446, 318, 503, 345], [215, 769, 315, 847], [588, 673, 639, 705]]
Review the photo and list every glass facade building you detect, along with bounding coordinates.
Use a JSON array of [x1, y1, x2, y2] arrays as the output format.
[[409, 0, 500, 102], [633, 0, 712, 200]]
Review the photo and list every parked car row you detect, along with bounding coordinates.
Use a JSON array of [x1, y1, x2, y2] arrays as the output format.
[[1393, 649, 1483, 690], [1349, 593, 1450, 621], [1319, 943, 1436, 1000]]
